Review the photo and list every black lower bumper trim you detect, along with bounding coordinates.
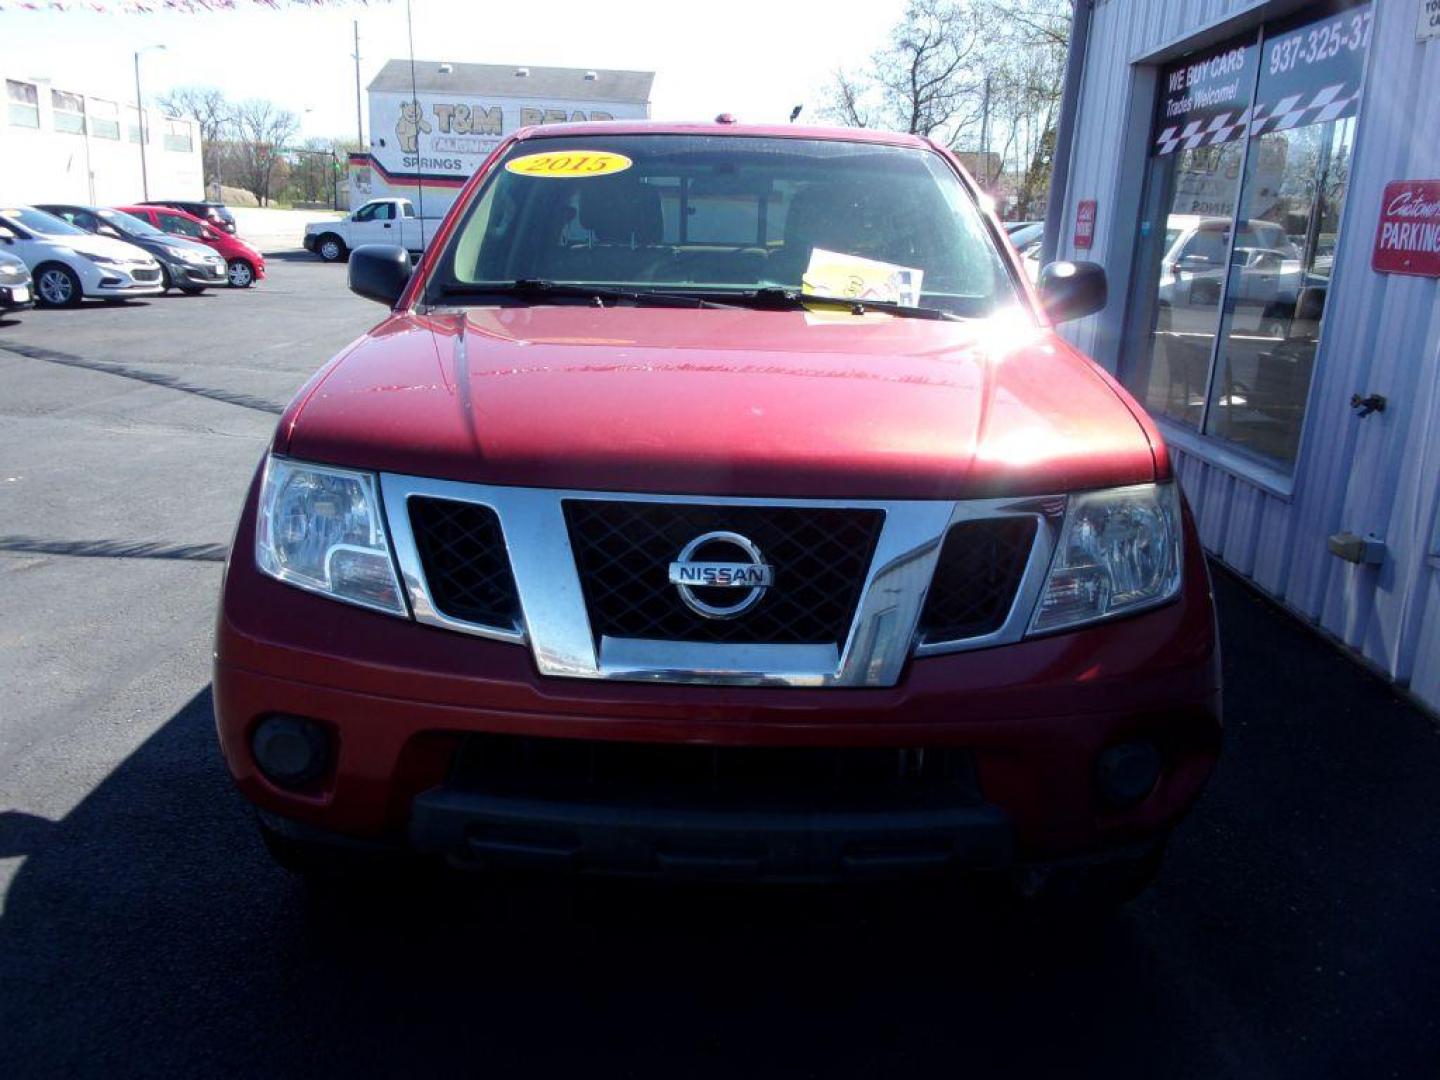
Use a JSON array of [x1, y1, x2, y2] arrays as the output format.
[[409, 788, 1015, 882]]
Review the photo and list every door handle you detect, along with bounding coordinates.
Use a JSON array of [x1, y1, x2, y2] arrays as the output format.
[[383, 222, 392, 228]]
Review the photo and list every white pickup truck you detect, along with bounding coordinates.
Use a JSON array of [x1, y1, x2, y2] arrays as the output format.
[[304, 198, 437, 262]]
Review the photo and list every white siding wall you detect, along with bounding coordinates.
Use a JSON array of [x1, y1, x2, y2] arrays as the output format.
[[1055, 0, 1440, 712], [0, 72, 203, 206]]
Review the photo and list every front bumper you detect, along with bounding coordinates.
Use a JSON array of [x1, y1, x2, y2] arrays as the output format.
[[215, 473, 1222, 877], [87, 263, 164, 297], [302, 235, 317, 253], [409, 787, 1014, 880], [168, 260, 228, 287]]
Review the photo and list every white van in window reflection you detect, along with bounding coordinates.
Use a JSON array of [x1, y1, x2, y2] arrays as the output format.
[[1156, 215, 1319, 334]]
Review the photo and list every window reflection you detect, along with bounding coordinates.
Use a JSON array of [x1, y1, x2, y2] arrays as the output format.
[[1204, 117, 1354, 462], [1125, 2, 1371, 472], [1137, 142, 1247, 429]]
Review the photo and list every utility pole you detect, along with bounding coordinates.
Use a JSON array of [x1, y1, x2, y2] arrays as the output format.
[[133, 44, 166, 200], [352, 21, 365, 150]]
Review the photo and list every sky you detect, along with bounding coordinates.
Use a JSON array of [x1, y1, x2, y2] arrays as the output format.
[[0, 0, 906, 140]]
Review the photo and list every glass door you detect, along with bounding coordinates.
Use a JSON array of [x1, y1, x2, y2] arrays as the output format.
[[1123, 1, 1373, 472]]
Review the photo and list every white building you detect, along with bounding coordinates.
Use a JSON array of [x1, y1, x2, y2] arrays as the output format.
[[2, 70, 203, 206], [350, 60, 653, 219], [1047, 0, 1440, 713]]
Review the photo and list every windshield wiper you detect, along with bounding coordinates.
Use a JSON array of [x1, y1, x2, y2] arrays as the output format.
[[436, 279, 738, 310], [730, 286, 964, 321]]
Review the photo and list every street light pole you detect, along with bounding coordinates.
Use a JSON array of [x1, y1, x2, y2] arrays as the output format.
[[133, 44, 165, 200]]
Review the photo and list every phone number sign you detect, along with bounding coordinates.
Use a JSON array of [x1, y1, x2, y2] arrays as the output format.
[[1373, 180, 1440, 278]]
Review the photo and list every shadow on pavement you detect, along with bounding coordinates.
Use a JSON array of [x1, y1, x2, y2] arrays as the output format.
[[0, 341, 284, 415], [0, 536, 228, 562], [2, 570, 1437, 1077]]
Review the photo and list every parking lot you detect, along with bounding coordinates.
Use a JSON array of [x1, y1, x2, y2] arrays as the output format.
[[2, 257, 1439, 1078]]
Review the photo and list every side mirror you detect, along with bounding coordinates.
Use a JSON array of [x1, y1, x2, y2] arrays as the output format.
[[0, 225, 14, 243], [348, 244, 412, 306], [1038, 260, 1107, 323]]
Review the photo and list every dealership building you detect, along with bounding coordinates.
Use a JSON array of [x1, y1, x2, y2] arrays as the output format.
[[2, 70, 203, 205], [1044, 0, 1440, 711], [349, 60, 653, 218]]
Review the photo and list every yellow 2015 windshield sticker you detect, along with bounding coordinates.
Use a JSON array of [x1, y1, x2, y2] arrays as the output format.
[[504, 150, 632, 178]]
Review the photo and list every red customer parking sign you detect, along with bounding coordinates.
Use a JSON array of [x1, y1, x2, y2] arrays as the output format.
[[1074, 200, 1097, 250], [1372, 180, 1440, 278]]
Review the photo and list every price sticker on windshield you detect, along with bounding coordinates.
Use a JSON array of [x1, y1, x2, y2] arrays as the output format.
[[505, 150, 632, 178]]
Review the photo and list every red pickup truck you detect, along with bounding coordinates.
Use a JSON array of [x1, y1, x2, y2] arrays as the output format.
[[215, 121, 1220, 902]]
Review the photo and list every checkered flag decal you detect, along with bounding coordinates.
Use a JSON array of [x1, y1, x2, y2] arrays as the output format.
[[1153, 82, 1360, 156]]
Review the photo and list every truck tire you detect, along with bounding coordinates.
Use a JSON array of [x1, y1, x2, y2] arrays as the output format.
[[316, 234, 347, 263]]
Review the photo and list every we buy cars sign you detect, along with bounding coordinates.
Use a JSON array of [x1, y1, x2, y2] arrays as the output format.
[[1372, 180, 1440, 278]]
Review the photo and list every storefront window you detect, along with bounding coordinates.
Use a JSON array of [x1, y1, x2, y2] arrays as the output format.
[[51, 89, 85, 135], [127, 106, 149, 144], [89, 98, 120, 140], [6, 79, 40, 128], [1125, 2, 1373, 471], [163, 117, 193, 153]]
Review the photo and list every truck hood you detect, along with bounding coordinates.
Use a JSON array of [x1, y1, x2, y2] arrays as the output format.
[[281, 306, 1163, 500]]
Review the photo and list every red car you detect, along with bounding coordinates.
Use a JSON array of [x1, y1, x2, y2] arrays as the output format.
[[215, 122, 1220, 902], [119, 204, 265, 288]]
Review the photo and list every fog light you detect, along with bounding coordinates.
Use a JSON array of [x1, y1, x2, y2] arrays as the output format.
[[251, 714, 330, 788], [1096, 741, 1161, 807]]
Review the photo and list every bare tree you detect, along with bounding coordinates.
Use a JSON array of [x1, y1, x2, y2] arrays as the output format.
[[157, 85, 235, 188], [820, 0, 1072, 218], [279, 135, 362, 207], [985, 0, 1070, 217], [822, 0, 987, 141], [230, 99, 300, 206]]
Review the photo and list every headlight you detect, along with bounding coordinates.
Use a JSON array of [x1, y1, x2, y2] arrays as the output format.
[[81, 253, 123, 266], [1029, 482, 1182, 634], [255, 456, 407, 616]]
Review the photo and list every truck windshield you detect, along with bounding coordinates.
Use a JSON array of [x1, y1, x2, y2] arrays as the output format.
[[435, 134, 1018, 318]]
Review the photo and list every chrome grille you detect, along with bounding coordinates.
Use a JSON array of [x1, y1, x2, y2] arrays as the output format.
[[917, 517, 1037, 643], [563, 500, 883, 645], [408, 497, 521, 631], [380, 474, 1059, 688]]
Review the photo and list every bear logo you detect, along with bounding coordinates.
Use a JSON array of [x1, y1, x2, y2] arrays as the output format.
[[395, 100, 431, 154]]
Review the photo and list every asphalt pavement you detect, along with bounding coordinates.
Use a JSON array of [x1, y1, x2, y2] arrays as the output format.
[[1, 260, 1438, 1078]]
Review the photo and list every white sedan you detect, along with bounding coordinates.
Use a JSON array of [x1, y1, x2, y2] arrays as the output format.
[[0, 206, 164, 307]]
